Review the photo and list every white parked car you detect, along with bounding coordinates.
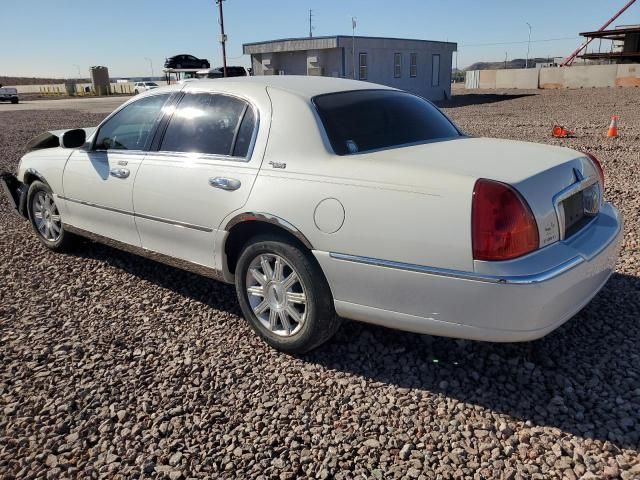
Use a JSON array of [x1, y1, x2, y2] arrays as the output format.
[[0, 77, 622, 353], [133, 82, 159, 94]]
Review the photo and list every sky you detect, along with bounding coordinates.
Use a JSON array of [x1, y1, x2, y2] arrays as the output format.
[[1, 0, 638, 78]]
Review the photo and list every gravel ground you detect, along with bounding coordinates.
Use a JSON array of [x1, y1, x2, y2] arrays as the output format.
[[1, 88, 639, 479]]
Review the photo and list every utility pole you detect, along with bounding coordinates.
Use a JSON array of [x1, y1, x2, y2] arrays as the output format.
[[144, 57, 154, 78], [352, 17, 357, 79], [216, 0, 228, 77], [72, 64, 82, 80], [504, 52, 508, 70], [309, 9, 314, 38], [525, 22, 532, 68]]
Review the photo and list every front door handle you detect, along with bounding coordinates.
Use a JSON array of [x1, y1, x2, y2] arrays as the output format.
[[209, 177, 241, 191], [110, 168, 130, 179]]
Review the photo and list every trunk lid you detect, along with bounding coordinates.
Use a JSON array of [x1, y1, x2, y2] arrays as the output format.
[[343, 137, 600, 248]]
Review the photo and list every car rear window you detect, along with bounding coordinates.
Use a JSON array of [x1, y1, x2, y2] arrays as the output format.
[[313, 90, 460, 155]]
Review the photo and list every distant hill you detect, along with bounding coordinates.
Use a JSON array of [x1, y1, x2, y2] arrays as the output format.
[[465, 58, 553, 71], [0, 76, 88, 85]]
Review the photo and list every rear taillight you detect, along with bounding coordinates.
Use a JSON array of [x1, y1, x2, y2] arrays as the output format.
[[472, 179, 539, 261], [584, 152, 605, 190]]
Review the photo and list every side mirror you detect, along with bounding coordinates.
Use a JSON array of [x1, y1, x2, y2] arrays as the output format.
[[60, 129, 86, 149]]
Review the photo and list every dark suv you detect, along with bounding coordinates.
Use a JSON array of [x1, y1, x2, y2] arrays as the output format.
[[164, 54, 210, 69]]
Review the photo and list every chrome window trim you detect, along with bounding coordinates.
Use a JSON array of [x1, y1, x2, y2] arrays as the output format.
[[329, 252, 585, 285], [90, 149, 147, 156], [91, 91, 175, 152], [158, 90, 260, 162], [146, 150, 256, 164], [59, 196, 213, 233]]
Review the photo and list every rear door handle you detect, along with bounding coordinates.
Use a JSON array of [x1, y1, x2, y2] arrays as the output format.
[[110, 168, 130, 179], [209, 177, 241, 191]]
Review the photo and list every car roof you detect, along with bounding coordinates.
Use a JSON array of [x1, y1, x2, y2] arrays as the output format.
[[182, 75, 394, 99]]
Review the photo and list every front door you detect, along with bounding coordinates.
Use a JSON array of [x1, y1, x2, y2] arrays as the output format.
[[133, 91, 262, 267], [62, 93, 172, 245]]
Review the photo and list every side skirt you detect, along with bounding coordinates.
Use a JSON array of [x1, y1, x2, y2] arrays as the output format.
[[64, 224, 228, 283]]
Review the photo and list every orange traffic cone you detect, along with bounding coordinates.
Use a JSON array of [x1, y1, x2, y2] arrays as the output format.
[[607, 115, 619, 138], [552, 125, 573, 138]]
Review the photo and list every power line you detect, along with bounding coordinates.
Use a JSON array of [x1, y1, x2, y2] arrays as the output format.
[[459, 36, 579, 48]]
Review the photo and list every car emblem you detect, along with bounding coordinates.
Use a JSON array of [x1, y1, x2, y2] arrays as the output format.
[[269, 161, 286, 169]]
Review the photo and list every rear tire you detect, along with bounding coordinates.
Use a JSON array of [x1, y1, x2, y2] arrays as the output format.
[[27, 181, 75, 252], [235, 235, 342, 353], [11, 98, 18, 104]]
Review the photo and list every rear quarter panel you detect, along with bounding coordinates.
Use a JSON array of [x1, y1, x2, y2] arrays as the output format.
[[234, 88, 475, 272]]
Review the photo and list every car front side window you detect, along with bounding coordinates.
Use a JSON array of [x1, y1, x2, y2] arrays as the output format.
[[160, 92, 252, 158], [94, 94, 170, 151]]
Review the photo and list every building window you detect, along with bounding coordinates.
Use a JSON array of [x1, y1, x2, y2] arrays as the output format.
[[410, 53, 417, 77], [394, 53, 402, 78], [359, 52, 368, 80], [431, 54, 440, 87]]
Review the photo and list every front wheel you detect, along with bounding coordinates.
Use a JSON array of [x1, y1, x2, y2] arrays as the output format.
[[235, 235, 342, 353], [27, 181, 75, 251]]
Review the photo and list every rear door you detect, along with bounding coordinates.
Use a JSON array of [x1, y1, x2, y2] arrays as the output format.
[[61, 93, 172, 245], [133, 90, 261, 267]]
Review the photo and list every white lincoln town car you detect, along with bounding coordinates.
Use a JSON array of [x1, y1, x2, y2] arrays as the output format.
[[0, 76, 622, 353]]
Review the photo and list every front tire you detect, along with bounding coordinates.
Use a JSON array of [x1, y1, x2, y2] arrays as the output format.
[[235, 235, 342, 353], [27, 181, 74, 251]]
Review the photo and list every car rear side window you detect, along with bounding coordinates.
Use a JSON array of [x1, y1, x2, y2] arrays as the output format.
[[232, 106, 256, 157], [313, 90, 460, 155], [94, 93, 170, 151], [160, 92, 250, 157]]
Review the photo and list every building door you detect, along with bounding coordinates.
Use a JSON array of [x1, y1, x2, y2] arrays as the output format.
[[432, 54, 441, 87]]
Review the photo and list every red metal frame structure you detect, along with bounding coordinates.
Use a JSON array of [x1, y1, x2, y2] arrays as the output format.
[[560, 0, 637, 66]]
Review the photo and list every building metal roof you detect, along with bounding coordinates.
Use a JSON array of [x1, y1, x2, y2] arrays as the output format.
[[243, 35, 457, 55]]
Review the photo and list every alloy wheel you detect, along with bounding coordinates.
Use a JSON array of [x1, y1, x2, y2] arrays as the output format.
[[32, 191, 62, 242], [245, 253, 308, 337]]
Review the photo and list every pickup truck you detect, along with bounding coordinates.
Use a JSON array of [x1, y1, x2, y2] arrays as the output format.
[[0, 87, 19, 104]]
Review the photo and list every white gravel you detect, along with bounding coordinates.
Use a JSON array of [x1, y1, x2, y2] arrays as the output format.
[[1, 88, 639, 479]]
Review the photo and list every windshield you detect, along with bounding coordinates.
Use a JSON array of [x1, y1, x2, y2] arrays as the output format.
[[146, 82, 158, 86], [313, 90, 461, 155]]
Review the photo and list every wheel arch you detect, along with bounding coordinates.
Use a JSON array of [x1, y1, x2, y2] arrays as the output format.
[[222, 212, 314, 279], [23, 168, 50, 187]]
